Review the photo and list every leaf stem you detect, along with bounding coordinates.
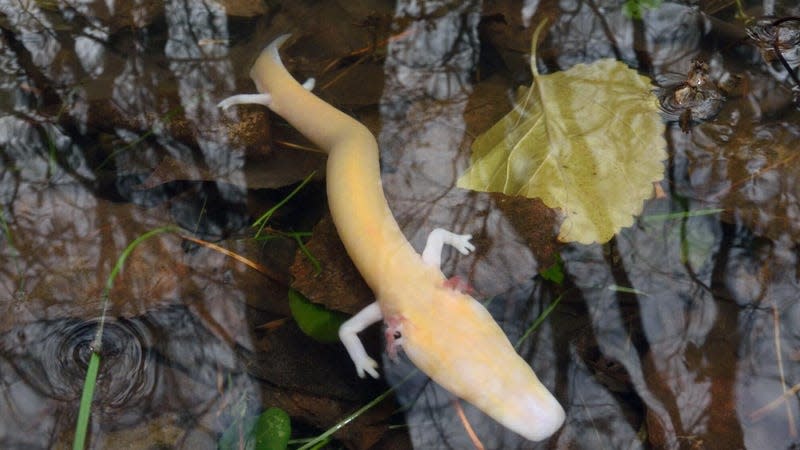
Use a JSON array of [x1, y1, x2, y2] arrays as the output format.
[[529, 19, 549, 79]]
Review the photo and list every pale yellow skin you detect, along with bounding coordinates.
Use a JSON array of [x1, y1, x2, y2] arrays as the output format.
[[219, 35, 565, 442]]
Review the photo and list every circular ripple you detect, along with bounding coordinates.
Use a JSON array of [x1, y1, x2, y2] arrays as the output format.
[[67, 317, 154, 408], [747, 17, 800, 69], [656, 61, 724, 125], [2, 315, 155, 409]]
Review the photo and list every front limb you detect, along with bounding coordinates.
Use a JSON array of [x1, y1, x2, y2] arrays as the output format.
[[339, 228, 473, 379], [338, 302, 382, 378], [421, 228, 475, 269]]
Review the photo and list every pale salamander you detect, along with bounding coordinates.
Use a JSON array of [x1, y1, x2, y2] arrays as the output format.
[[219, 34, 565, 442]]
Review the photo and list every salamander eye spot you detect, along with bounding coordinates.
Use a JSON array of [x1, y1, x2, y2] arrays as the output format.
[[393, 331, 402, 339]]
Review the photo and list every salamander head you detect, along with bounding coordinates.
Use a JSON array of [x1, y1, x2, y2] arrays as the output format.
[[398, 289, 565, 441]]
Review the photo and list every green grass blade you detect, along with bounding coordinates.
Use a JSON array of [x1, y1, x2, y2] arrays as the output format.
[[72, 352, 100, 450], [291, 233, 321, 274], [642, 208, 724, 223], [607, 284, 649, 296], [297, 371, 417, 450], [515, 292, 565, 349], [252, 171, 316, 239], [95, 108, 181, 170], [72, 225, 179, 450]]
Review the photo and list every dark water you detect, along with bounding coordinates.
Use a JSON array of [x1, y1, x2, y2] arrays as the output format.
[[1, 0, 799, 449]]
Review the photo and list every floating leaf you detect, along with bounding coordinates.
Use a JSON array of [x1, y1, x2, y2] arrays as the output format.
[[288, 288, 348, 343], [458, 21, 666, 244]]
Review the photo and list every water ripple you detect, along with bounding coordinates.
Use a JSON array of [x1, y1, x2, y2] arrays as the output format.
[[0, 315, 154, 408]]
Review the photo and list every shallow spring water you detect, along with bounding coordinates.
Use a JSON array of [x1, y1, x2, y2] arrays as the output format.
[[1, 0, 799, 448]]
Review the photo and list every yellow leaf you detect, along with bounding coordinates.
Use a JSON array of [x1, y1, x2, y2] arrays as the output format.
[[457, 21, 666, 244]]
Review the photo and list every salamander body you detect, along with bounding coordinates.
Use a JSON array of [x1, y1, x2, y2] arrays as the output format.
[[219, 34, 565, 442]]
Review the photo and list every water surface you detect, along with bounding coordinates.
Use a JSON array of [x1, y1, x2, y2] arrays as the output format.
[[1, 0, 799, 448]]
